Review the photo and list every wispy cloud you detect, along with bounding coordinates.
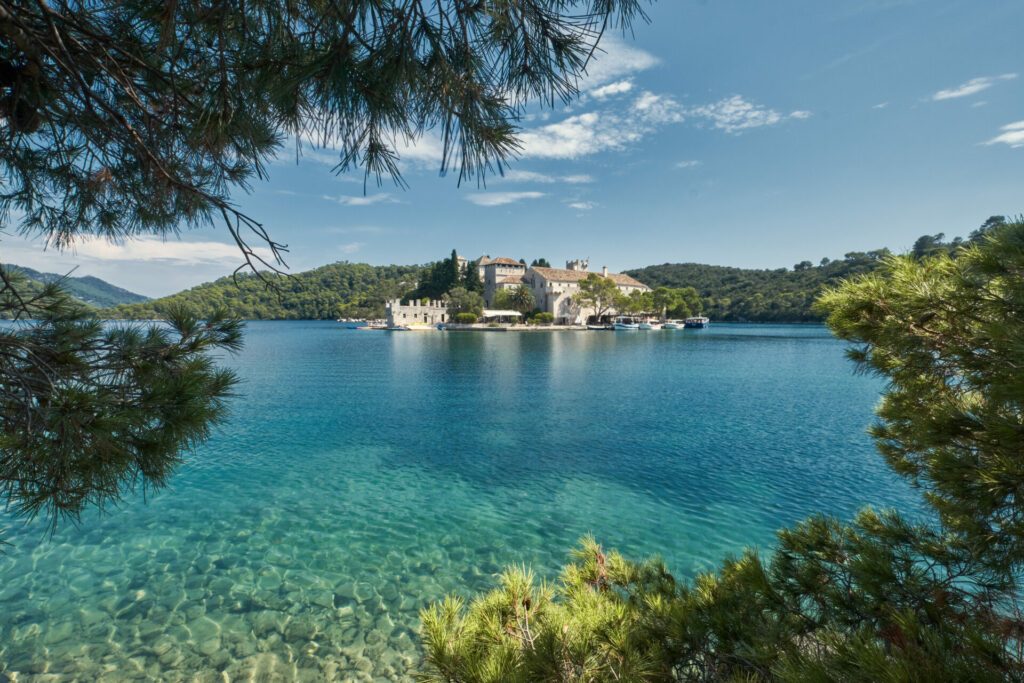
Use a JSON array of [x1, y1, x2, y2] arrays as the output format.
[[465, 191, 545, 207], [872, 102, 889, 109], [675, 160, 701, 169], [591, 80, 634, 99], [567, 201, 596, 211], [519, 91, 684, 159], [499, 170, 594, 184], [688, 96, 811, 134], [322, 193, 395, 206], [984, 120, 1024, 148], [339, 242, 364, 254], [64, 236, 274, 265], [582, 36, 659, 89], [932, 73, 1017, 101]]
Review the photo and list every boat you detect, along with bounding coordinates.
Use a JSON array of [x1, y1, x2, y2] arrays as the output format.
[[663, 321, 682, 330], [613, 316, 640, 330], [684, 316, 710, 329], [587, 324, 612, 331], [638, 321, 661, 330]]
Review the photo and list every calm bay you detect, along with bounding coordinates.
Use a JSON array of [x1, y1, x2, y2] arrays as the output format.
[[0, 322, 918, 680]]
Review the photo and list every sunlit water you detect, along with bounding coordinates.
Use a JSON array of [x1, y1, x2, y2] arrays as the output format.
[[0, 323, 919, 681]]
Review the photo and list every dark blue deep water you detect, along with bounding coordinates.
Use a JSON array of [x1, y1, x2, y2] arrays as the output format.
[[0, 322, 919, 680]]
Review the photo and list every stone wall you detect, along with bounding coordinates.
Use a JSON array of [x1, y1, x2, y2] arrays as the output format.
[[385, 299, 448, 327]]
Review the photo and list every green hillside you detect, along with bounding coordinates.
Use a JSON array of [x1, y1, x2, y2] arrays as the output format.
[[625, 251, 887, 323], [626, 220, 1005, 322], [108, 262, 424, 320], [3, 264, 149, 308]]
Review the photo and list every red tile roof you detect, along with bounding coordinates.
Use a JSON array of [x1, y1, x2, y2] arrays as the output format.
[[530, 267, 649, 289], [487, 257, 525, 266]]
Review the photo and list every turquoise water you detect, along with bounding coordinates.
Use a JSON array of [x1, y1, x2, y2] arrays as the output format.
[[0, 323, 919, 681]]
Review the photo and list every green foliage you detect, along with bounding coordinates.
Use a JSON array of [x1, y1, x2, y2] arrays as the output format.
[[531, 258, 552, 268], [463, 261, 484, 293], [418, 220, 1024, 681], [110, 262, 422, 321], [573, 274, 620, 320], [626, 253, 888, 323], [3, 1, 648, 268], [2, 264, 148, 308], [617, 289, 653, 315], [455, 312, 479, 324], [446, 287, 485, 317], [816, 219, 1024, 566], [531, 312, 555, 325], [0, 268, 241, 535], [509, 286, 537, 316]]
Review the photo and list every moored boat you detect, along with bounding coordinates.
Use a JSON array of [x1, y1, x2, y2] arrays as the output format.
[[638, 321, 661, 330], [587, 324, 612, 330], [663, 320, 682, 329], [613, 316, 640, 330], [684, 316, 710, 329]]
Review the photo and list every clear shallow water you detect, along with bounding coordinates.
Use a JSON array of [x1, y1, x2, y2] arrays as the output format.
[[0, 323, 919, 681]]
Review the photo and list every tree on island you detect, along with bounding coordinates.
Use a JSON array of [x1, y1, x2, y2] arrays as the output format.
[[573, 273, 620, 322], [508, 285, 537, 317], [0, 0, 650, 538], [444, 287, 484, 318], [420, 221, 1024, 681], [462, 261, 484, 293]]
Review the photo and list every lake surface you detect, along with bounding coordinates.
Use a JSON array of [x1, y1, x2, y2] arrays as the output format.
[[0, 322, 919, 681]]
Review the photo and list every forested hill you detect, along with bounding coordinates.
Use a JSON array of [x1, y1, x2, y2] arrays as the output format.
[[4, 264, 149, 308], [625, 252, 888, 322], [108, 262, 424, 320]]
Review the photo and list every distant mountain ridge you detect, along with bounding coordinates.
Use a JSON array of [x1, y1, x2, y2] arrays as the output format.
[[4, 264, 149, 308]]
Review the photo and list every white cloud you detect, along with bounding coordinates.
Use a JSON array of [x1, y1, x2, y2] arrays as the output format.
[[932, 73, 1017, 101], [567, 201, 595, 211], [65, 236, 274, 265], [339, 242, 364, 254], [675, 160, 701, 169], [632, 91, 686, 124], [591, 80, 634, 99], [581, 36, 659, 89], [872, 102, 889, 109], [465, 191, 545, 207], [322, 193, 394, 206], [519, 91, 685, 159], [972, 100, 988, 108], [499, 170, 594, 184], [687, 95, 810, 134], [984, 120, 1024, 148]]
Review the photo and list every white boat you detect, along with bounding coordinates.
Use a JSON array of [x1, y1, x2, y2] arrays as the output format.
[[663, 321, 682, 330], [613, 317, 639, 330], [638, 321, 661, 330], [587, 324, 612, 331]]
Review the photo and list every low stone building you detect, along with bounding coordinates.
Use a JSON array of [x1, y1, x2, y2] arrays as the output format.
[[526, 259, 650, 325], [385, 299, 448, 328]]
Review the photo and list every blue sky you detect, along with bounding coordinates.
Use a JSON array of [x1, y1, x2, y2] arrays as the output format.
[[6, 0, 1022, 297]]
